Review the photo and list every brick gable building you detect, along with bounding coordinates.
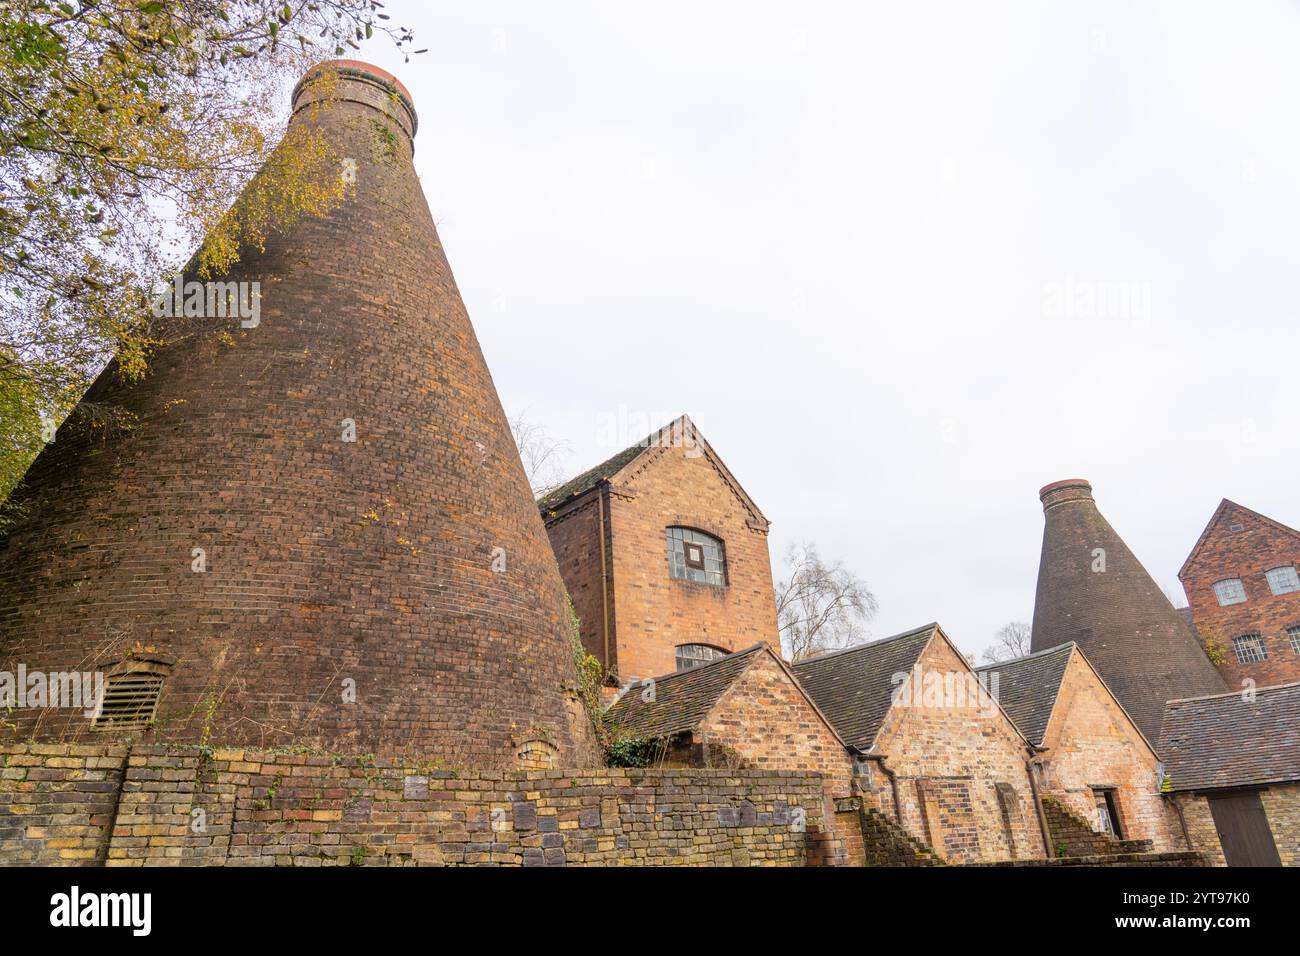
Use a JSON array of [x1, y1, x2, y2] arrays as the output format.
[[1178, 499, 1300, 690], [795, 624, 1050, 864], [976, 643, 1181, 852], [540, 416, 779, 686]]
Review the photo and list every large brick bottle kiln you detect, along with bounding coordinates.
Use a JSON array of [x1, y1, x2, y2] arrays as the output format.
[[0, 62, 597, 767]]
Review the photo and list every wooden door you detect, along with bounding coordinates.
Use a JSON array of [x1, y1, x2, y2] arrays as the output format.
[[1207, 791, 1281, 867]]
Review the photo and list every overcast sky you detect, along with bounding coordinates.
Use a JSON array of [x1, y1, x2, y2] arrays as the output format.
[[353, 1, 1300, 659]]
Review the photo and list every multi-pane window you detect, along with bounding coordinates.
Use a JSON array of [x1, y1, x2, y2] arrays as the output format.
[[1231, 634, 1268, 665], [675, 643, 728, 671], [1265, 565, 1300, 596], [666, 527, 726, 587], [1213, 578, 1247, 606], [1289, 626, 1300, 656]]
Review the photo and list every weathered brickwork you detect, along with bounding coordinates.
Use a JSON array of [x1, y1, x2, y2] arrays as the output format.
[[1168, 786, 1300, 867], [0, 63, 595, 765], [0, 743, 834, 867], [1041, 797, 1155, 857], [1036, 652, 1182, 850], [694, 651, 855, 799], [642, 648, 859, 863], [0, 743, 127, 865], [1261, 785, 1300, 866], [857, 805, 938, 866], [1167, 793, 1228, 867], [868, 638, 1047, 864], [1179, 500, 1300, 690], [545, 425, 779, 684]]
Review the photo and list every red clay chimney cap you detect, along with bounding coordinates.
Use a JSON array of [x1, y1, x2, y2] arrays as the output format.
[[1038, 478, 1092, 500], [306, 59, 413, 103]]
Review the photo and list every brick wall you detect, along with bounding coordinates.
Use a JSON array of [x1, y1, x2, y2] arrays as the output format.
[[1170, 786, 1300, 867], [543, 492, 612, 671], [1180, 502, 1300, 689], [1037, 652, 1182, 850], [1170, 793, 1227, 866], [1262, 785, 1300, 866], [869, 637, 1047, 863], [696, 651, 856, 800], [651, 648, 860, 863], [546, 439, 778, 684], [1, 743, 835, 867], [0, 743, 127, 865]]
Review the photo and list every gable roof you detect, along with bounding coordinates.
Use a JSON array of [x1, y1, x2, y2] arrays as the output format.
[[536, 415, 768, 526], [1179, 498, 1300, 580], [974, 643, 1075, 747], [604, 643, 849, 748], [1159, 681, 1300, 792], [791, 624, 938, 752], [975, 642, 1159, 756]]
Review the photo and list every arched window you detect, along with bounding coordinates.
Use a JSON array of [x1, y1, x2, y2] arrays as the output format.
[[676, 643, 729, 671], [666, 527, 726, 587]]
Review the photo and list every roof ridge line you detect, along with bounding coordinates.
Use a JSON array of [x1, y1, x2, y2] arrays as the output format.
[[1166, 679, 1300, 705], [792, 623, 939, 666], [973, 641, 1076, 671]]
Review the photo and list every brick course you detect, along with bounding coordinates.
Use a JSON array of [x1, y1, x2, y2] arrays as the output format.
[[1, 742, 834, 867]]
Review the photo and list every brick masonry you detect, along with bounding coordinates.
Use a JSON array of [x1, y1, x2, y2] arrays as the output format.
[[860, 636, 1048, 864], [1179, 500, 1300, 690], [1034, 650, 1183, 851], [1, 742, 834, 867], [545, 431, 779, 684], [1171, 785, 1300, 867], [638, 647, 859, 863], [0, 63, 596, 765]]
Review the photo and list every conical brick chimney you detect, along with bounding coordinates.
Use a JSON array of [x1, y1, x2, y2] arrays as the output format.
[[0, 62, 598, 767], [1030, 479, 1225, 743]]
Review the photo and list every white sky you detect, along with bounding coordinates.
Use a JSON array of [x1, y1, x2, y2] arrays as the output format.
[[352, 1, 1300, 659]]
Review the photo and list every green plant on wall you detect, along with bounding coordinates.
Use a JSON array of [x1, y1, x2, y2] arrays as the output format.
[[1199, 628, 1226, 666]]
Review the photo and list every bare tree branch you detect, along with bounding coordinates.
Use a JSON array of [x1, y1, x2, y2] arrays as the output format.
[[980, 620, 1031, 665], [508, 408, 572, 497], [774, 541, 878, 661]]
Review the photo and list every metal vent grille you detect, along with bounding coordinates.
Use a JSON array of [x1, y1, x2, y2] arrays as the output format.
[[91, 672, 164, 730]]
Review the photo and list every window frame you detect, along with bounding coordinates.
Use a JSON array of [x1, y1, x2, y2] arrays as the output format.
[[1287, 625, 1300, 656], [1230, 633, 1268, 665], [665, 526, 727, 587], [1265, 565, 1300, 596], [1212, 578, 1248, 607], [675, 643, 729, 671]]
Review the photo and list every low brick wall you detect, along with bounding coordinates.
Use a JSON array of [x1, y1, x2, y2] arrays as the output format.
[[0, 743, 128, 864], [2, 743, 834, 867]]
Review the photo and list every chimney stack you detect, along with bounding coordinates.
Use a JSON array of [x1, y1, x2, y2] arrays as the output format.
[[1030, 478, 1225, 743], [0, 62, 598, 766]]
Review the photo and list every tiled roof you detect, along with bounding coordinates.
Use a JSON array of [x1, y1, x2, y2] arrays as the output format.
[[1175, 606, 1199, 639], [1159, 681, 1300, 791], [536, 435, 653, 513], [791, 624, 937, 751], [974, 644, 1074, 747], [605, 644, 767, 739]]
